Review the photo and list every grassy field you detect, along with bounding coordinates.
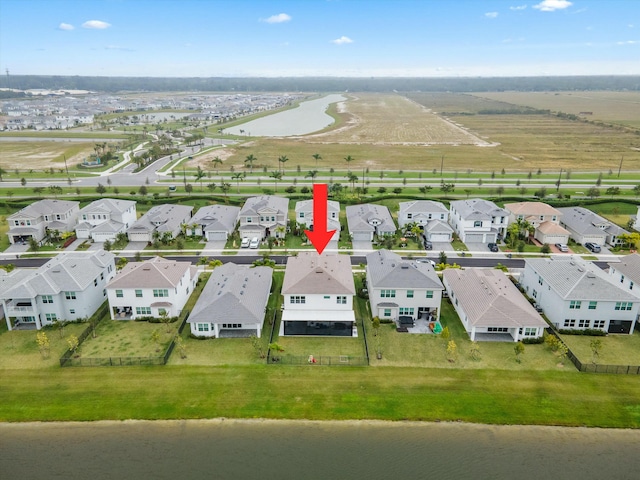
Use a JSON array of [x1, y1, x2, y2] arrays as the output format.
[[560, 329, 640, 366], [0, 140, 98, 171]]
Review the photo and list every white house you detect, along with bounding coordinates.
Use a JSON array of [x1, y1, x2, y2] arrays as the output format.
[[521, 257, 639, 334], [187, 263, 272, 338], [366, 249, 443, 323], [127, 204, 193, 243], [280, 252, 356, 337], [0, 250, 116, 331], [295, 199, 341, 243], [238, 195, 289, 240], [442, 268, 547, 342], [106, 256, 199, 320], [189, 204, 240, 241], [75, 198, 137, 242], [398, 200, 453, 243], [449, 199, 508, 243], [345, 204, 396, 242], [7, 199, 80, 245], [608, 253, 640, 299], [557, 206, 627, 247], [504, 202, 570, 246]]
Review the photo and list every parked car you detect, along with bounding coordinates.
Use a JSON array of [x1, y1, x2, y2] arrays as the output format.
[[555, 243, 569, 252], [584, 242, 601, 253], [168, 185, 176, 192], [241, 237, 250, 248], [249, 237, 260, 249], [488, 242, 499, 252], [416, 258, 436, 267], [423, 239, 433, 250]]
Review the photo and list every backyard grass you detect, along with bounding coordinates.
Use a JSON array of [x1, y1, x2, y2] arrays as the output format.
[[559, 329, 640, 366]]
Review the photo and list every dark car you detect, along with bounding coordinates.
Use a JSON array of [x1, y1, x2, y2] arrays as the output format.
[[488, 242, 499, 252], [424, 240, 433, 250], [584, 242, 601, 253]]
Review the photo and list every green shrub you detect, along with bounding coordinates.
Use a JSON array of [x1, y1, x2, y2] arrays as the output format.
[[558, 328, 607, 336]]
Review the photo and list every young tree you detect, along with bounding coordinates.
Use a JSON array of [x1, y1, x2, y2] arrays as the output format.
[[175, 335, 187, 359], [268, 342, 284, 362], [590, 338, 603, 365], [185, 183, 194, 195], [439, 250, 448, 265], [151, 328, 162, 352], [67, 334, 79, 356], [36, 331, 50, 359], [469, 341, 481, 361], [250, 334, 265, 358], [440, 325, 450, 344], [514, 341, 525, 363], [96, 183, 107, 195], [372, 316, 381, 336], [446, 340, 457, 362]]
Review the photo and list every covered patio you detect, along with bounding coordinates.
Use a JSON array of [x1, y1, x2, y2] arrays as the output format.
[[280, 310, 357, 337]]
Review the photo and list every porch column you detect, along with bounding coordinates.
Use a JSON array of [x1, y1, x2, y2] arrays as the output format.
[[3, 300, 11, 331], [34, 312, 42, 330], [470, 326, 476, 341], [214, 323, 220, 338]]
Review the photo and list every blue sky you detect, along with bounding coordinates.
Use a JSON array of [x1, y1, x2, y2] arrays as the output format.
[[1, 0, 638, 77]]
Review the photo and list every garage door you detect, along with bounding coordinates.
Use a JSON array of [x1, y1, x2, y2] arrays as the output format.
[[206, 231, 227, 241], [464, 233, 484, 243], [352, 232, 371, 242], [128, 232, 151, 243], [429, 233, 451, 242]]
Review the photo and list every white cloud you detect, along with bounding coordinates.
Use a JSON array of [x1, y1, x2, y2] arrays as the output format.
[[261, 13, 291, 24], [82, 20, 111, 29], [617, 40, 638, 45], [331, 36, 353, 45], [510, 5, 527, 10], [58, 23, 74, 31], [533, 0, 572, 12], [485, 12, 499, 19]]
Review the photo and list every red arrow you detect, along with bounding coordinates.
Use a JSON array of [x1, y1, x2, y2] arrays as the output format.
[[305, 183, 337, 255]]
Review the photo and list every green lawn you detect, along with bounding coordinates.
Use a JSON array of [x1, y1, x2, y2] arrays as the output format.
[[560, 329, 640, 366]]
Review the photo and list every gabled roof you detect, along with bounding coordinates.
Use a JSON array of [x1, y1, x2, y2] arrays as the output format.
[[0, 250, 115, 299], [240, 195, 289, 216], [537, 221, 570, 235], [79, 198, 136, 215], [608, 253, 640, 284], [282, 252, 355, 295], [557, 206, 627, 237], [424, 219, 454, 234], [526, 257, 638, 302], [295, 199, 340, 214], [128, 204, 193, 233], [366, 249, 442, 290], [450, 198, 508, 220], [345, 204, 396, 233], [191, 204, 240, 232], [8, 199, 79, 220], [443, 268, 547, 329], [504, 202, 562, 217], [399, 200, 448, 215], [107, 256, 194, 289], [187, 263, 272, 325]]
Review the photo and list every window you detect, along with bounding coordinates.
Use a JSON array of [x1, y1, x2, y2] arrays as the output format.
[[524, 327, 537, 336], [621, 274, 625, 283], [45, 313, 57, 322], [616, 302, 633, 311], [94, 278, 98, 287], [538, 276, 543, 286], [290, 295, 306, 304], [101, 272, 104, 280], [336, 296, 347, 304], [588, 301, 597, 310], [324, 295, 330, 299], [115, 290, 123, 298], [488, 327, 508, 332], [532, 289, 537, 299], [42, 295, 53, 304], [406, 290, 414, 298], [563, 319, 576, 327], [153, 289, 169, 297], [299, 212, 305, 218], [383, 309, 391, 317], [399, 307, 414, 316], [135, 290, 143, 298], [569, 300, 581, 309], [197, 323, 210, 332], [426, 290, 433, 299], [222, 323, 242, 329], [578, 319, 590, 328], [473, 220, 482, 227], [593, 320, 605, 329], [65, 291, 77, 300], [380, 289, 396, 298], [135, 306, 151, 315], [630, 281, 634, 291], [158, 308, 167, 316]]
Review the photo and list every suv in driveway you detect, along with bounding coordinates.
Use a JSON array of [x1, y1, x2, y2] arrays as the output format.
[[555, 243, 569, 252], [584, 242, 601, 253], [488, 242, 499, 252]]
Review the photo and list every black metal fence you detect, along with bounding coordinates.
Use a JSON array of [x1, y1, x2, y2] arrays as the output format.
[[268, 354, 368, 366]]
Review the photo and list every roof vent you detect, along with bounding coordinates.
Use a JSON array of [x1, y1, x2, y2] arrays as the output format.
[[315, 267, 323, 273], [401, 265, 409, 269], [143, 266, 151, 271], [577, 268, 584, 272], [586, 272, 596, 278]]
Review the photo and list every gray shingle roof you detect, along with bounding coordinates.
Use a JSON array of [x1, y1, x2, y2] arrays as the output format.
[[188, 263, 272, 325], [191, 205, 240, 232], [556, 206, 627, 237], [609, 253, 640, 284], [107, 256, 193, 289], [282, 252, 355, 295], [346, 204, 396, 234], [443, 268, 547, 329], [366, 249, 442, 290], [8, 199, 79, 220], [128, 204, 193, 234], [79, 198, 136, 216], [240, 195, 289, 216], [451, 198, 508, 220], [399, 200, 448, 215], [526, 257, 638, 301]]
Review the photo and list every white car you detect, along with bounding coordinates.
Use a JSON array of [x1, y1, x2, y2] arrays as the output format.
[[555, 243, 569, 252], [241, 237, 250, 248], [249, 237, 260, 249]]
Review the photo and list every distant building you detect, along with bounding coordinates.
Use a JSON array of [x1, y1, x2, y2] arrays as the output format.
[[75, 198, 137, 243], [7, 199, 79, 245], [504, 202, 570, 246], [127, 204, 193, 243], [189, 204, 240, 241]]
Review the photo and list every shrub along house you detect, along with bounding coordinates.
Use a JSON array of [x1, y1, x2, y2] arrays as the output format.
[[0, 250, 116, 330], [521, 257, 639, 334], [280, 252, 356, 336], [366, 249, 443, 324], [187, 263, 272, 338], [106, 256, 199, 320]]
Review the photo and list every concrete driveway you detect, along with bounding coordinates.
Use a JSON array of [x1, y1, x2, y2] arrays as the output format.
[[203, 240, 227, 253], [351, 240, 373, 252], [464, 241, 505, 258], [123, 241, 148, 251], [428, 241, 453, 253]]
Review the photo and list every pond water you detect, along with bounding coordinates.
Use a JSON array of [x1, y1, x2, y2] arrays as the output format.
[[224, 94, 346, 137], [3, 419, 639, 480]]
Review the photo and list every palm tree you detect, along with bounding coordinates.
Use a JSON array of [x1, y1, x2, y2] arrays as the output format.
[[278, 155, 289, 173], [211, 156, 223, 174], [312, 153, 322, 169], [346, 172, 358, 192], [231, 172, 245, 193], [344, 155, 354, 174], [305, 170, 318, 181], [269, 170, 283, 192], [194, 166, 206, 191], [244, 154, 257, 174], [220, 182, 231, 199]]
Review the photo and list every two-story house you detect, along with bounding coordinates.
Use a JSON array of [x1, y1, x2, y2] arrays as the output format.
[[557, 206, 628, 247], [75, 198, 137, 243], [504, 201, 570, 246], [521, 257, 639, 334], [238, 195, 289, 240], [7, 199, 80, 245], [398, 200, 453, 243], [608, 253, 640, 302], [345, 204, 396, 242], [449, 199, 508, 243], [280, 252, 356, 337], [0, 250, 116, 330], [187, 263, 272, 338], [127, 204, 193, 243], [189, 204, 240, 241], [106, 256, 199, 320], [366, 249, 443, 323], [295, 199, 341, 243]]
